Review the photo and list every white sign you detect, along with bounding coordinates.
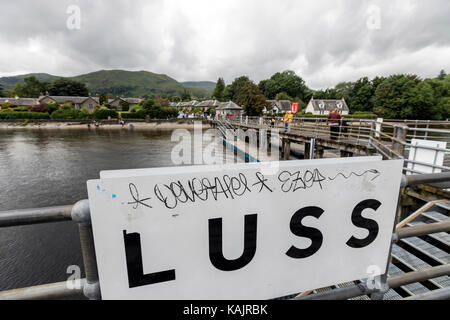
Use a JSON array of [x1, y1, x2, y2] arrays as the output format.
[[407, 139, 447, 174], [87, 157, 404, 300]]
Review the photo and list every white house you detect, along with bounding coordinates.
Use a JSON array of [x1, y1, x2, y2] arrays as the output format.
[[305, 97, 349, 115]]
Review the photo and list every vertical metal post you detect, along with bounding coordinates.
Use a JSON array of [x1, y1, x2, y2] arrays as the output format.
[[392, 125, 408, 158], [304, 142, 311, 160], [370, 175, 408, 300], [413, 120, 418, 139], [424, 120, 430, 140], [284, 139, 291, 160], [309, 138, 316, 160], [71, 200, 101, 300], [357, 119, 362, 144]]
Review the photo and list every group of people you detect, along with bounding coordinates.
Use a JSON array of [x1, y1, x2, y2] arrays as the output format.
[[269, 112, 294, 132], [269, 108, 346, 140]]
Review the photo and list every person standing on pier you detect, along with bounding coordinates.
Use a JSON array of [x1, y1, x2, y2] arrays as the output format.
[[283, 112, 290, 133], [328, 108, 342, 141], [271, 117, 276, 128]]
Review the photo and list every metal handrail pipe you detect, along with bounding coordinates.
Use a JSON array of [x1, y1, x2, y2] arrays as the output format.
[[387, 264, 450, 289], [295, 264, 450, 300], [404, 172, 450, 186], [0, 279, 86, 300], [409, 127, 450, 134], [396, 221, 450, 239], [402, 287, 450, 300], [0, 204, 73, 228], [384, 119, 450, 124], [402, 167, 446, 175], [404, 143, 450, 153], [404, 159, 450, 172], [293, 283, 373, 300]]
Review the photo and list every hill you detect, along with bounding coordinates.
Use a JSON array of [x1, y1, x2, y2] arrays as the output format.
[[0, 70, 211, 98], [0, 73, 59, 90], [182, 81, 216, 94]]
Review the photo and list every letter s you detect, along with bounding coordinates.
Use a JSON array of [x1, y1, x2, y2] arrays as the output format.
[[286, 206, 324, 259], [346, 199, 381, 249]]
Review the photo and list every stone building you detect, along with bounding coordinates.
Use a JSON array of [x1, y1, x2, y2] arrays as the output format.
[[38, 95, 100, 112]]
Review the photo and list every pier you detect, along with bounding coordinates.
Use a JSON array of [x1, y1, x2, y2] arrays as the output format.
[[0, 117, 449, 300]]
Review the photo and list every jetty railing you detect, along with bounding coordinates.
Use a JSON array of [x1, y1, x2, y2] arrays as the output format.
[[220, 116, 450, 174], [0, 172, 449, 300], [0, 200, 100, 300]]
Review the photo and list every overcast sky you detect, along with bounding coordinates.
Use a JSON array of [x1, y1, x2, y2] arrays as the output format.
[[0, 0, 449, 89]]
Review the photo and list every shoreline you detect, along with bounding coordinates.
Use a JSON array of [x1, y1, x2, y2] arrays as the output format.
[[0, 120, 211, 131]]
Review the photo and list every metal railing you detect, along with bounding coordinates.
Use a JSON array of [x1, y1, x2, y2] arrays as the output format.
[[0, 200, 101, 300], [216, 116, 450, 175], [0, 172, 449, 300]]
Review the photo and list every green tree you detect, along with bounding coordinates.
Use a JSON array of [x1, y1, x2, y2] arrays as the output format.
[[119, 100, 130, 111], [223, 76, 252, 101], [98, 94, 107, 105], [372, 74, 434, 119], [49, 78, 89, 96], [259, 70, 309, 101], [0, 84, 3, 97], [141, 98, 156, 113], [212, 77, 225, 101], [350, 77, 374, 112], [438, 69, 447, 80], [13, 76, 49, 98], [424, 78, 450, 120], [181, 89, 191, 101], [237, 83, 268, 116]]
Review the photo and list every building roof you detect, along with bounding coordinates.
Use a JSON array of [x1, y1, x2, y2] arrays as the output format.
[[109, 97, 143, 105], [308, 98, 349, 112], [39, 96, 100, 105], [176, 100, 199, 108], [123, 98, 143, 105], [267, 100, 292, 112], [0, 98, 38, 106], [197, 100, 221, 108], [217, 101, 243, 110]]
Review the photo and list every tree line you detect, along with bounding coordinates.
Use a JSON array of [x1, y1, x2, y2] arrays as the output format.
[[2, 69, 449, 120], [211, 70, 450, 120], [0, 76, 90, 98]]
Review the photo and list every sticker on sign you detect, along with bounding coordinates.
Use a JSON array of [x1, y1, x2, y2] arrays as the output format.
[[87, 157, 403, 300]]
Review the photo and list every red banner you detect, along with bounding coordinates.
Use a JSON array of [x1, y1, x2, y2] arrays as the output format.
[[291, 102, 299, 114]]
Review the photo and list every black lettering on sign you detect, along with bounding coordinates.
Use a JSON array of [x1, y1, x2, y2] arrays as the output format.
[[286, 206, 324, 259], [346, 199, 381, 249], [208, 214, 257, 271], [123, 231, 176, 288]]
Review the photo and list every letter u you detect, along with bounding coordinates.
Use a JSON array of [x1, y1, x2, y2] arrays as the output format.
[[208, 214, 257, 271]]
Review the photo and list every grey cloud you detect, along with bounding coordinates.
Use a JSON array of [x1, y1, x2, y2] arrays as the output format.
[[0, 0, 449, 89]]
